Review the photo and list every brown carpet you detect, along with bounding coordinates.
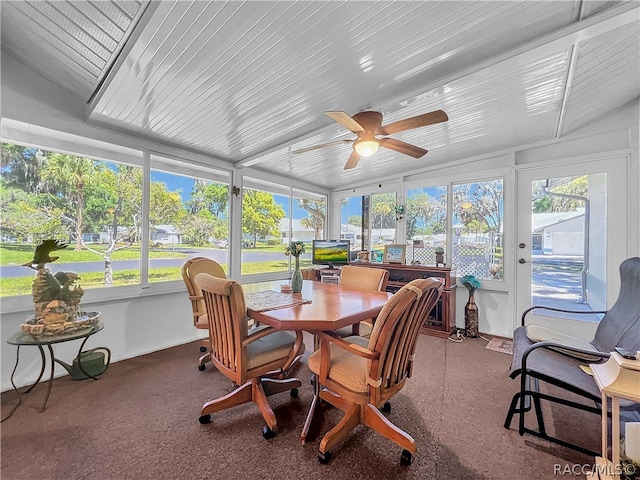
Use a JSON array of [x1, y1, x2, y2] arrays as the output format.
[[1, 334, 599, 480]]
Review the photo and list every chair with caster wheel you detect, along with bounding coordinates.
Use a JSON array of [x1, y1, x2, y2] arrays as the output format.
[[332, 265, 389, 338], [181, 257, 226, 370], [308, 278, 442, 464], [194, 273, 305, 438]]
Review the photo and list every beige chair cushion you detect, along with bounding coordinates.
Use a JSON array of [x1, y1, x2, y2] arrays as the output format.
[[247, 327, 302, 370], [308, 336, 370, 393]]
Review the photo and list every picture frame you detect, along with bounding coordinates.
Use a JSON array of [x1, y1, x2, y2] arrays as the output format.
[[383, 244, 406, 264]]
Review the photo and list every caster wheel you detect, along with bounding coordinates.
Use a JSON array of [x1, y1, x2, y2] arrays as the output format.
[[198, 364, 206, 371], [400, 449, 412, 466], [382, 401, 391, 413], [318, 451, 331, 464], [199, 346, 207, 353], [262, 426, 276, 439], [290, 388, 299, 398], [199, 414, 211, 424]]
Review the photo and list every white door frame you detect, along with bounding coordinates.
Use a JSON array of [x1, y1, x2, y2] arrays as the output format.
[[515, 155, 629, 340]]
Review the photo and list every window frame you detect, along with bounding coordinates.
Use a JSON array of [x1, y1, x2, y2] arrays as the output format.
[[0, 126, 235, 314]]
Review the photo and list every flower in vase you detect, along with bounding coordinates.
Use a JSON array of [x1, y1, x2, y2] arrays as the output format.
[[284, 240, 306, 258], [460, 274, 481, 292]]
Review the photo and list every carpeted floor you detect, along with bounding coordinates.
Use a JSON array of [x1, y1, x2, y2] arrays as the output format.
[[1, 334, 600, 480]]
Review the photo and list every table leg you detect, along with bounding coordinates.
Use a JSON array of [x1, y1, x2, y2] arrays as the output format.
[[10, 345, 46, 395], [39, 345, 57, 413], [602, 393, 608, 461], [301, 393, 319, 444], [2, 345, 48, 421], [612, 396, 620, 469], [300, 333, 322, 444]]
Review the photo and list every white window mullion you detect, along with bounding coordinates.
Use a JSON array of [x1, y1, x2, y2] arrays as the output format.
[[141, 150, 150, 287]]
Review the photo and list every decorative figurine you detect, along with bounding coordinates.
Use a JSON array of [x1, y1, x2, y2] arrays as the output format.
[[435, 247, 445, 266], [21, 239, 93, 335]]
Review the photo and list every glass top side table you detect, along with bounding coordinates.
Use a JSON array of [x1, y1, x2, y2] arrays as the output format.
[[6, 322, 110, 414]]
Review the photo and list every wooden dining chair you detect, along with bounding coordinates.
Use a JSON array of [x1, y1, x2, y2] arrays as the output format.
[[333, 265, 389, 337], [307, 278, 443, 465], [181, 257, 226, 371], [194, 273, 305, 439]]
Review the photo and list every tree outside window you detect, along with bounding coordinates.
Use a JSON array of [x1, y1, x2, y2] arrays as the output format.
[[452, 179, 504, 280], [405, 186, 447, 264]]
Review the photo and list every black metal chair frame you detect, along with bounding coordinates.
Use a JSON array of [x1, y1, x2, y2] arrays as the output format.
[[505, 257, 640, 455], [504, 307, 608, 456]]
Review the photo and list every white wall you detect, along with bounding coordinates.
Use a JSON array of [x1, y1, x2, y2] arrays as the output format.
[[1, 291, 206, 392]]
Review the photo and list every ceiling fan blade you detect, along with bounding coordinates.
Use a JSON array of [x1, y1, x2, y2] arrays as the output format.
[[379, 138, 428, 158], [292, 139, 353, 154], [325, 111, 366, 133], [344, 151, 361, 170], [380, 109, 448, 135]]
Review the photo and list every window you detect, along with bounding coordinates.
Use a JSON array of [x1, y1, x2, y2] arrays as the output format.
[[241, 177, 289, 275], [1, 141, 143, 296], [149, 154, 230, 282], [292, 187, 326, 266], [240, 179, 327, 276], [452, 179, 504, 280], [405, 185, 447, 265], [340, 195, 366, 251], [370, 192, 397, 262]]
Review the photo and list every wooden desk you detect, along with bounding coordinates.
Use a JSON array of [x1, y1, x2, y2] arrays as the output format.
[[246, 280, 391, 443]]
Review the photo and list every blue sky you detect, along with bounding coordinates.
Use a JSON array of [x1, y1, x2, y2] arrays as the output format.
[[151, 170, 308, 219]]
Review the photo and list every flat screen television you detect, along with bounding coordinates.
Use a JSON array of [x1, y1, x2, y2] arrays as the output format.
[[311, 239, 350, 269]]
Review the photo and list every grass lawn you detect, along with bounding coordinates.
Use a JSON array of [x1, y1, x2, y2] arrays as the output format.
[[0, 243, 189, 266], [0, 260, 311, 297]]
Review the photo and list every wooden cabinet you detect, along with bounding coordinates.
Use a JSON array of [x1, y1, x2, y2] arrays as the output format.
[[353, 263, 457, 338]]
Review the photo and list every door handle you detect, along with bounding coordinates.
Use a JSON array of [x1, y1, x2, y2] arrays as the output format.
[[519, 258, 526, 264]]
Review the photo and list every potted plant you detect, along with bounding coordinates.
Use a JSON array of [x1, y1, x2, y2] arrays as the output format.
[[284, 240, 306, 293]]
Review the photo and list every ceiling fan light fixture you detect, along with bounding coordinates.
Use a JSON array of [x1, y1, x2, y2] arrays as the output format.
[[354, 138, 379, 157]]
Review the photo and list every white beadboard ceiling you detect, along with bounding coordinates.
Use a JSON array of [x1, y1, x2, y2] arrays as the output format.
[[1, 0, 638, 190]]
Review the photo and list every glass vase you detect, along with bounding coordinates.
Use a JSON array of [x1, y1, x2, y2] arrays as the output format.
[[291, 256, 303, 293]]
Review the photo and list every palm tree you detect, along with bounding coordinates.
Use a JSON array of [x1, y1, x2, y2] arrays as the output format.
[[40, 153, 99, 251]]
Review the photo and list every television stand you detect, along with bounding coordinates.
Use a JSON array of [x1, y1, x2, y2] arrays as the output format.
[[354, 263, 457, 338], [309, 266, 341, 282]]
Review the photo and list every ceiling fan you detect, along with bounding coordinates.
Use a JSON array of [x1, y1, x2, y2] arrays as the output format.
[[292, 109, 448, 170]]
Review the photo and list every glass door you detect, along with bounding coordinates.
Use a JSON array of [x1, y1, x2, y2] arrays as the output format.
[[515, 157, 628, 337]]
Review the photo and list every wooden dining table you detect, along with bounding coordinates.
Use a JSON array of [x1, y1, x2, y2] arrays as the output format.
[[245, 279, 391, 444]]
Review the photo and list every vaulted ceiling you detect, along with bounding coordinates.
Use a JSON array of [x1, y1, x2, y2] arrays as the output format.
[[1, 1, 639, 190]]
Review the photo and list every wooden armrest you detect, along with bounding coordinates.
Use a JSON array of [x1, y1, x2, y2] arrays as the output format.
[[315, 330, 378, 360], [521, 305, 607, 326], [241, 325, 276, 346]]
